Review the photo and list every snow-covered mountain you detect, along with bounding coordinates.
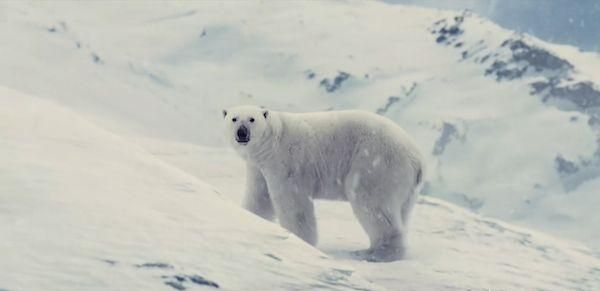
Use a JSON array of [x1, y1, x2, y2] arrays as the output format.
[[1, 1, 600, 290]]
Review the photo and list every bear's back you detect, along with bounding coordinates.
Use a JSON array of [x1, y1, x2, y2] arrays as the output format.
[[283, 110, 414, 147], [278, 109, 422, 167]]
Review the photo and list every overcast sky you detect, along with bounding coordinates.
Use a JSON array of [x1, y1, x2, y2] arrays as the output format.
[[385, 0, 600, 52]]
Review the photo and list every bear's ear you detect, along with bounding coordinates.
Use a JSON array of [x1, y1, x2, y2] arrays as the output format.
[[262, 110, 269, 119], [222, 110, 228, 118]]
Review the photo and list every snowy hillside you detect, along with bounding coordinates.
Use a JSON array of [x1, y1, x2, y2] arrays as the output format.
[[2, 86, 599, 290], [1, 1, 600, 290], [0, 87, 382, 291]]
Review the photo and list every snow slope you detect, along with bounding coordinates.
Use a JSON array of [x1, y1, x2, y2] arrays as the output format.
[[0, 87, 377, 291], [3, 85, 599, 290]]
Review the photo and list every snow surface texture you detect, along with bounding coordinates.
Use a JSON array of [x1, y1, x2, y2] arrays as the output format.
[[1, 1, 600, 290]]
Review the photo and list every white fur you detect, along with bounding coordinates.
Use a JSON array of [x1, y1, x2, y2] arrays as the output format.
[[223, 105, 424, 261]]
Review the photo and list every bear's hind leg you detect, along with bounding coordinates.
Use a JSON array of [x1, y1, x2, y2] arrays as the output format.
[[345, 162, 412, 262], [348, 195, 406, 262]]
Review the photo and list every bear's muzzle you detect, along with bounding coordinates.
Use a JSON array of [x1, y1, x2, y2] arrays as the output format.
[[236, 125, 250, 144]]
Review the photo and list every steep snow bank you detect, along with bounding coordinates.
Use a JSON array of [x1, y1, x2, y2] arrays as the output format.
[[0, 87, 376, 291]]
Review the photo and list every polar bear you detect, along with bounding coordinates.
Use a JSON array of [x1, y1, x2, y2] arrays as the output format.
[[223, 105, 424, 262]]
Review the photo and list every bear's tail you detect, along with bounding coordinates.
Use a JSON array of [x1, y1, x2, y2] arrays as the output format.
[[415, 167, 423, 186], [408, 154, 425, 189]]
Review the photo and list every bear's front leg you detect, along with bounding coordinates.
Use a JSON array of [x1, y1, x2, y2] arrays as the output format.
[[243, 163, 275, 221], [268, 178, 317, 246]]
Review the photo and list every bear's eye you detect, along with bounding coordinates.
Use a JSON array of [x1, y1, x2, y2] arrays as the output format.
[[232, 118, 237, 122], [249, 117, 255, 123]]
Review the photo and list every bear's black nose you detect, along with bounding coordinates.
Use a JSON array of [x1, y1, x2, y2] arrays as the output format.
[[236, 125, 250, 143]]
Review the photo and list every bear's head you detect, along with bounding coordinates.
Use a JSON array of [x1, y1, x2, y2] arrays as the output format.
[[222, 105, 272, 157]]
